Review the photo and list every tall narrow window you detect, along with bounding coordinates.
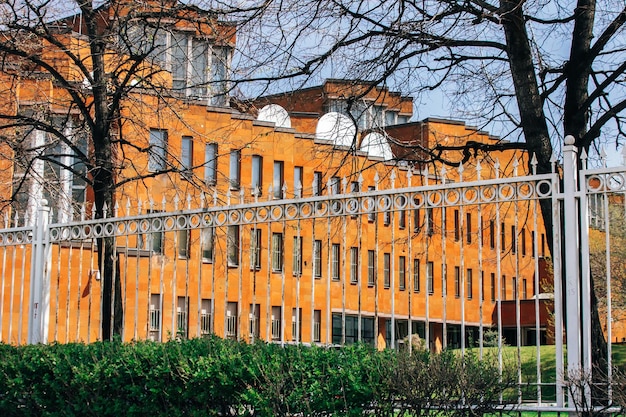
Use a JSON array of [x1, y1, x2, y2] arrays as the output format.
[[511, 225, 516, 254], [291, 308, 302, 342], [501, 222, 506, 252], [147, 210, 163, 254], [522, 227, 527, 256], [350, 247, 359, 284], [176, 296, 189, 339], [490, 220, 495, 249], [249, 303, 260, 339], [178, 229, 190, 258], [250, 229, 262, 270], [522, 278, 528, 299], [466, 212, 472, 243], [149, 293, 161, 341], [210, 46, 229, 106], [313, 240, 322, 278], [272, 233, 283, 272], [367, 185, 376, 222], [454, 210, 460, 241], [181, 136, 193, 177], [204, 143, 217, 185], [541, 233, 546, 257], [427, 261, 434, 295], [273, 161, 284, 198], [490, 273, 496, 301], [413, 259, 420, 292], [293, 236, 303, 276], [149, 129, 168, 171], [426, 208, 434, 236], [413, 208, 421, 232], [229, 150, 240, 190], [202, 228, 214, 262], [190, 38, 209, 97], [330, 176, 340, 195], [481, 271, 485, 301], [531, 231, 536, 257], [512, 276, 518, 300], [200, 299, 212, 335], [398, 196, 407, 229], [227, 225, 240, 266], [383, 253, 391, 288], [271, 306, 281, 340], [251, 155, 263, 195], [399, 256, 406, 290], [467, 268, 473, 300], [225, 302, 238, 339], [367, 250, 375, 286], [171, 33, 188, 91], [313, 310, 321, 342], [331, 243, 341, 281], [294, 166, 303, 197], [502, 275, 507, 300], [313, 171, 323, 196], [350, 181, 360, 193], [454, 266, 461, 298]]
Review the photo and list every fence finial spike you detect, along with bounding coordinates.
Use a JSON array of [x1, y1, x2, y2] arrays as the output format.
[[494, 159, 501, 179], [390, 170, 396, 188], [296, 180, 302, 198], [530, 154, 538, 175], [342, 176, 348, 193], [212, 189, 218, 206], [137, 199, 143, 215], [187, 193, 192, 210], [457, 162, 464, 181], [513, 158, 519, 176], [125, 198, 131, 213], [161, 195, 166, 210], [406, 168, 412, 186], [200, 192, 205, 209], [475, 159, 482, 180], [80, 203, 86, 221], [226, 189, 231, 206], [240, 187, 245, 204], [174, 194, 180, 211]]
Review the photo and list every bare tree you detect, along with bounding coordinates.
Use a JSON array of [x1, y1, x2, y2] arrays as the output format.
[[0, 0, 234, 339], [232, 0, 626, 374]]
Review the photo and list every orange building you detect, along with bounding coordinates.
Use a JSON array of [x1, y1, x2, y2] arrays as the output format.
[[0, 3, 553, 350]]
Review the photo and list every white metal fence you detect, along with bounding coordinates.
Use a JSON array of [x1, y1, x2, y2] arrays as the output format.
[[0, 138, 625, 412]]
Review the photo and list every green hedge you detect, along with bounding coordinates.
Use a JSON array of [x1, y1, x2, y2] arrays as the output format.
[[0, 337, 512, 416]]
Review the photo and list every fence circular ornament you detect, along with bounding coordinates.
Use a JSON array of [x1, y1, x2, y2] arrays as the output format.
[[427, 190, 443, 206], [214, 212, 227, 226], [15, 231, 25, 243], [71, 226, 83, 240], [315, 201, 328, 216], [586, 175, 603, 192], [480, 185, 496, 202], [463, 187, 478, 204], [608, 173, 626, 191], [189, 214, 201, 228], [270, 206, 283, 221], [163, 217, 175, 231], [378, 195, 392, 211], [139, 219, 150, 233], [151, 218, 163, 233], [536, 180, 553, 197], [498, 184, 515, 200], [243, 209, 256, 223], [127, 221, 138, 234], [93, 224, 104, 237], [395, 195, 408, 209], [116, 223, 126, 235], [346, 198, 359, 214], [444, 189, 460, 205], [330, 200, 344, 215], [255, 207, 269, 222], [228, 211, 240, 225], [176, 215, 188, 229], [517, 183, 534, 199], [299, 202, 313, 218], [411, 194, 424, 209], [104, 223, 115, 236], [285, 204, 298, 219]]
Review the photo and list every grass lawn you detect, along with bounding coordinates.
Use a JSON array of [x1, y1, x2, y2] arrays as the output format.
[[467, 344, 626, 402]]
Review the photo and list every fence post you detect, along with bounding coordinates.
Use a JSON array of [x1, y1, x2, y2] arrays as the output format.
[[27, 199, 51, 344], [562, 135, 588, 406]]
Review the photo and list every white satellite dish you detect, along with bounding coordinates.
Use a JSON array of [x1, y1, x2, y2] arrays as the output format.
[[316, 112, 356, 147], [257, 104, 291, 128], [360, 132, 394, 160]]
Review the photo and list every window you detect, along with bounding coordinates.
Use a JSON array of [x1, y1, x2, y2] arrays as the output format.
[[149, 293, 161, 341], [413, 208, 421, 232], [467, 269, 473, 300], [490, 273, 496, 301], [384, 210, 391, 226], [313, 310, 321, 342], [251, 155, 263, 195], [513, 277, 518, 300], [511, 225, 517, 254], [522, 278, 528, 299], [350, 181, 360, 193], [272, 233, 283, 272], [190, 37, 209, 97], [313, 240, 322, 278], [202, 228, 214, 262], [229, 150, 240, 190], [367, 250, 376, 286], [541, 233, 546, 257], [291, 308, 302, 342], [171, 33, 188, 91], [398, 196, 406, 229], [399, 256, 406, 290], [427, 261, 434, 295], [454, 266, 461, 298], [250, 229, 262, 270], [293, 236, 303, 276], [502, 275, 507, 300], [331, 243, 341, 281], [294, 166, 303, 197], [531, 231, 536, 257], [330, 176, 340, 195], [454, 210, 460, 241], [271, 306, 281, 341], [147, 210, 163, 254], [466, 213, 472, 243], [367, 186, 376, 222], [481, 271, 485, 301], [178, 229, 190, 258], [273, 161, 284, 199], [490, 220, 495, 249], [413, 259, 420, 292], [501, 222, 506, 252], [204, 143, 217, 185], [249, 303, 260, 339], [181, 136, 193, 176], [226, 302, 238, 339], [332, 314, 375, 346], [176, 296, 188, 339], [210, 46, 229, 106], [383, 253, 391, 288], [350, 247, 359, 284], [313, 171, 323, 196], [227, 225, 240, 266], [200, 299, 212, 335], [149, 129, 168, 171], [426, 208, 434, 236]]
